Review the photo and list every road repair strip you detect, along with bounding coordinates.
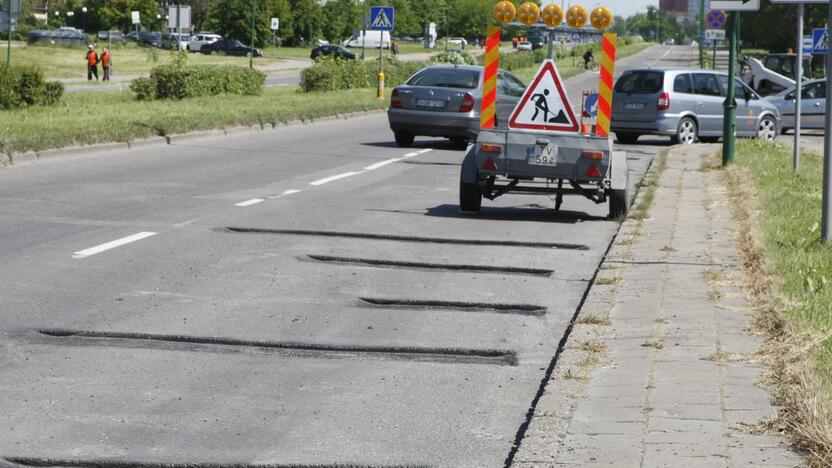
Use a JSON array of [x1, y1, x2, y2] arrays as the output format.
[[235, 198, 265, 207], [72, 232, 157, 259]]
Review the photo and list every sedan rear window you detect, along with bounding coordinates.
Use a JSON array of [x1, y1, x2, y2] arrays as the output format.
[[407, 69, 480, 89], [614, 71, 664, 94]]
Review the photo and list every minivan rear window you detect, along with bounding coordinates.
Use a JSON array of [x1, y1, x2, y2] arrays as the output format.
[[614, 71, 664, 94], [407, 69, 480, 89]]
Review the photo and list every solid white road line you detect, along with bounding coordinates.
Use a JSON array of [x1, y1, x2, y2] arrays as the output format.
[[73, 232, 157, 259], [404, 152, 420, 157], [309, 171, 362, 186], [235, 198, 265, 207], [364, 158, 400, 171], [417, 149, 433, 154]]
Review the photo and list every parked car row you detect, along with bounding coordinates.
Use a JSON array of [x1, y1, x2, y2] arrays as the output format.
[[386, 63, 817, 148]]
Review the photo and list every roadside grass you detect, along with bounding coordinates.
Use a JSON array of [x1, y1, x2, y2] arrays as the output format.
[[730, 139, 832, 466], [9, 44, 285, 79], [511, 41, 654, 84], [0, 86, 387, 154]]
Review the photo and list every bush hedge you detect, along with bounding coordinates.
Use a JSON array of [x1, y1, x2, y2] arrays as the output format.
[[431, 50, 477, 65], [0, 66, 64, 109], [130, 64, 265, 100], [300, 56, 424, 92]]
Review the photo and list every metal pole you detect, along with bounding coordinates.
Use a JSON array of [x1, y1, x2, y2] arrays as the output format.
[[249, 0, 255, 69], [361, 1, 366, 60], [722, 11, 739, 166], [547, 28, 554, 60], [7, 0, 12, 66], [699, 0, 706, 68], [793, 3, 804, 173], [713, 39, 717, 69], [822, 3, 832, 243]]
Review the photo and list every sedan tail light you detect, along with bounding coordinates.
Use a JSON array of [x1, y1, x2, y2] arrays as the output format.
[[657, 92, 670, 111], [459, 93, 475, 113], [391, 88, 402, 108]]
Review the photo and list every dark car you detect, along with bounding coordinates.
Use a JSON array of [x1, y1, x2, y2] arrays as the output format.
[[200, 39, 262, 57], [310, 45, 356, 60], [138, 32, 163, 48]]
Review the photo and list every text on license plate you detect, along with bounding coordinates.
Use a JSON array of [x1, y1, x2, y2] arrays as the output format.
[[527, 145, 558, 166], [416, 98, 446, 109], [623, 102, 645, 110]]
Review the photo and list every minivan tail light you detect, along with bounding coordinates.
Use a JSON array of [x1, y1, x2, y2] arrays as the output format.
[[391, 89, 402, 108], [657, 92, 670, 111], [459, 93, 475, 112]]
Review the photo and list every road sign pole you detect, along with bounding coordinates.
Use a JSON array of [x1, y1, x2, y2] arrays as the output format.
[[713, 40, 717, 69], [249, 0, 255, 69], [722, 11, 739, 166], [699, 0, 706, 67], [794, 2, 804, 173], [7, 0, 12, 66], [822, 1, 832, 243]]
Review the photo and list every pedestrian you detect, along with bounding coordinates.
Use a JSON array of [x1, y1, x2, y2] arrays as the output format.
[[85, 45, 99, 81], [100, 48, 111, 81], [391, 40, 399, 56]]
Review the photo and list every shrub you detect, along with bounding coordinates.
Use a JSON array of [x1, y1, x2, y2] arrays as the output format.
[[131, 64, 265, 100], [300, 56, 423, 92], [0, 66, 63, 109], [432, 50, 476, 65]]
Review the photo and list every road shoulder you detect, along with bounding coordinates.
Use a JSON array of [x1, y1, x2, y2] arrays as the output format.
[[512, 144, 803, 466]]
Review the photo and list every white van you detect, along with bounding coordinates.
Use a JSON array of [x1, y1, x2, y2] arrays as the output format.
[[342, 30, 391, 49]]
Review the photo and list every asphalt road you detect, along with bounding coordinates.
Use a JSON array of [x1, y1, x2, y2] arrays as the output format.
[[0, 45, 695, 467]]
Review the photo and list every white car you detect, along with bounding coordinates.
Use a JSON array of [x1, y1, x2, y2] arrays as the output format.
[[187, 33, 222, 52], [446, 37, 467, 49], [517, 41, 532, 51]]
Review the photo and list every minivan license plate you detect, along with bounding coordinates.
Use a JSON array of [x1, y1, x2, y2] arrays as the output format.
[[623, 102, 645, 110], [416, 98, 446, 109]]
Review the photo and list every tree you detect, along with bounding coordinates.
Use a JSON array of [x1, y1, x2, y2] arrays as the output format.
[[84, 0, 161, 33], [206, 0, 273, 46]]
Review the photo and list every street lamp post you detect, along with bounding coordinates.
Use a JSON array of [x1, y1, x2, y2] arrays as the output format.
[[157, 13, 161, 32], [81, 6, 87, 32], [67, 11, 74, 28]]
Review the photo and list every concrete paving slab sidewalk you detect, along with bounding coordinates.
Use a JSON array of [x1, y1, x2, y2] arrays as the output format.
[[512, 144, 803, 467]]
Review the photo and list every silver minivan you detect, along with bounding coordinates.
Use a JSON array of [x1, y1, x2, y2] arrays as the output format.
[[611, 68, 781, 144]]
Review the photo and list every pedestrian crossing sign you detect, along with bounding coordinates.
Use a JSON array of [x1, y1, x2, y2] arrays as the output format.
[[369, 6, 395, 31], [508, 60, 579, 133], [813, 28, 828, 53]]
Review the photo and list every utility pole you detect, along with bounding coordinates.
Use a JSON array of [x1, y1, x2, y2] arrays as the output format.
[[722, 11, 739, 166], [822, 2, 832, 243]]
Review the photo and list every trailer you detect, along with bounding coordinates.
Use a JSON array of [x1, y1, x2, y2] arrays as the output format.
[[459, 128, 629, 218]]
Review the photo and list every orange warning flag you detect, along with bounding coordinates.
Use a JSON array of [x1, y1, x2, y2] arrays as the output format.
[[596, 32, 617, 137], [481, 26, 501, 129]]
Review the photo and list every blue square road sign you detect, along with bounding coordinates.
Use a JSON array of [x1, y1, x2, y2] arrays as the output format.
[[369, 6, 394, 31], [814, 28, 828, 54]]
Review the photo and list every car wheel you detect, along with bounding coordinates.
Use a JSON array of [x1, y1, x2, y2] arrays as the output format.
[[394, 131, 415, 147], [757, 115, 777, 141], [459, 182, 482, 214], [672, 117, 697, 145], [615, 132, 639, 144]]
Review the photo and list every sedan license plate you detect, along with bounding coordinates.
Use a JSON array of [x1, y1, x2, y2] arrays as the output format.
[[415, 98, 446, 109], [528, 145, 558, 166], [623, 101, 646, 111]]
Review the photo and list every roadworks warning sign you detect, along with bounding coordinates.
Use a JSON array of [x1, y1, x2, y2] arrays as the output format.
[[508, 60, 579, 133]]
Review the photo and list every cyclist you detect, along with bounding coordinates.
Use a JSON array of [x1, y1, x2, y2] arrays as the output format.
[[582, 49, 594, 70]]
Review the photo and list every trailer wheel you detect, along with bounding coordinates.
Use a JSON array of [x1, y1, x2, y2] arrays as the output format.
[[459, 182, 482, 214], [615, 132, 640, 144], [608, 185, 629, 219]]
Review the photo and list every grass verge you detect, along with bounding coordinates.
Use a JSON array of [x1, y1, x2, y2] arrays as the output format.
[[511, 41, 654, 84], [727, 139, 832, 466], [0, 87, 387, 154]]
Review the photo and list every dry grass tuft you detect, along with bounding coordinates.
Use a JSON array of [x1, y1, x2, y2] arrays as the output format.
[[577, 339, 608, 354], [563, 368, 590, 382], [577, 314, 612, 326]]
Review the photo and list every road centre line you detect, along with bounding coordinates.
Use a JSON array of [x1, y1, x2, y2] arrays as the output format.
[[364, 158, 400, 171], [404, 152, 420, 157], [309, 171, 362, 186], [267, 189, 302, 199], [417, 149, 433, 154], [72, 232, 157, 259], [235, 198, 265, 207]]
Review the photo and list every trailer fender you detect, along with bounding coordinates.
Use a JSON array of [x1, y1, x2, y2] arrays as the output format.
[[460, 146, 479, 185], [610, 151, 628, 191]]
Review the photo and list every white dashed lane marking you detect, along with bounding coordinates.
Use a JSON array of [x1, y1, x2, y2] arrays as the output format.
[[235, 198, 265, 207], [309, 171, 362, 186], [364, 158, 400, 171], [73, 232, 157, 259], [267, 189, 302, 199]]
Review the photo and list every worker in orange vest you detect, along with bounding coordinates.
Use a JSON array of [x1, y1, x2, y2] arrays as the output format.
[[100, 48, 111, 81], [85, 45, 99, 81]]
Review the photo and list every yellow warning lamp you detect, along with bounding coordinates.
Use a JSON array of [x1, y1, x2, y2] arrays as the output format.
[[493, 1, 517, 25], [590, 6, 613, 30], [517, 2, 541, 26], [541, 3, 564, 27], [566, 4, 589, 28]]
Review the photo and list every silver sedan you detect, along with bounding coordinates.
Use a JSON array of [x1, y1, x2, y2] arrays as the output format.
[[767, 79, 827, 132], [387, 64, 526, 147]]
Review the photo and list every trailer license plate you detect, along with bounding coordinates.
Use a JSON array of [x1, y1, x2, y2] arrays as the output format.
[[528, 145, 558, 166], [623, 101, 645, 110], [415, 98, 446, 109]]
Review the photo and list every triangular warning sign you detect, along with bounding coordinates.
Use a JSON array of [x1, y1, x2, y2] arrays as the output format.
[[371, 9, 393, 29], [508, 60, 579, 133]]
